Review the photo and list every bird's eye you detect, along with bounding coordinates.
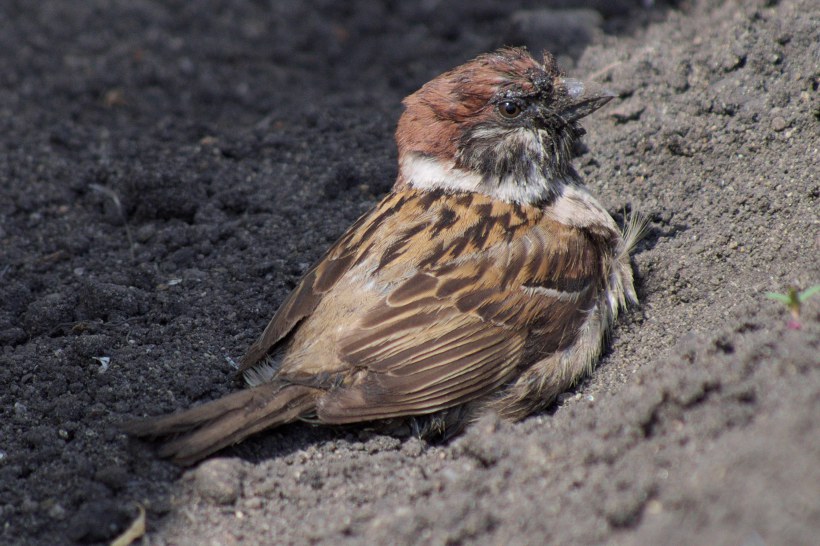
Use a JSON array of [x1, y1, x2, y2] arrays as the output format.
[[498, 101, 523, 119]]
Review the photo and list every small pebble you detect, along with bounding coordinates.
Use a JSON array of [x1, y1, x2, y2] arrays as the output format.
[[193, 458, 243, 505], [401, 437, 425, 458], [48, 503, 66, 520], [771, 116, 788, 132]]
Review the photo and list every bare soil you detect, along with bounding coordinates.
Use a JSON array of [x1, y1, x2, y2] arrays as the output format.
[[1, 1, 818, 544]]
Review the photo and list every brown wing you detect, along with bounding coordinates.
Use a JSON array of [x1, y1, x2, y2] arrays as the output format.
[[239, 191, 417, 370], [315, 192, 606, 423]]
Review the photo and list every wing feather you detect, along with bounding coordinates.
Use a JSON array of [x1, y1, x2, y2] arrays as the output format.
[[317, 332, 524, 422], [243, 188, 607, 423]]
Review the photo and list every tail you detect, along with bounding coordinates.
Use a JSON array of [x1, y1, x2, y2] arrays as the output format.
[[123, 383, 318, 466]]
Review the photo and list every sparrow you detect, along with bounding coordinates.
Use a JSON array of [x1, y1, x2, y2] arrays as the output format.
[[126, 47, 640, 466]]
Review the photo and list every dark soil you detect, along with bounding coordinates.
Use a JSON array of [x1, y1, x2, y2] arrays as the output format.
[[1, 1, 818, 545]]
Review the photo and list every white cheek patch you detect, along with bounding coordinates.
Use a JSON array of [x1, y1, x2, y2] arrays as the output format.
[[400, 151, 562, 205], [400, 153, 485, 195]]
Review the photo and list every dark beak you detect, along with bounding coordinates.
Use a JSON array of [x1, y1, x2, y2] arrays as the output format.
[[560, 94, 615, 122], [557, 78, 615, 122]]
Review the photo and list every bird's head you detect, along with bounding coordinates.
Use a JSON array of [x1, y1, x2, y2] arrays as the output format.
[[395, 47, 613, 205]]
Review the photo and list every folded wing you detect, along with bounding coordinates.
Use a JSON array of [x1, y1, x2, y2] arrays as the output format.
[[315, 196, 604, 422]]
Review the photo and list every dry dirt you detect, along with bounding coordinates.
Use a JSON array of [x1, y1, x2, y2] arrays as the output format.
[[1, 1, 818, 545]]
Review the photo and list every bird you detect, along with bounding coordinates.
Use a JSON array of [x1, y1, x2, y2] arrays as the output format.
[[125, 47, 641, 466]]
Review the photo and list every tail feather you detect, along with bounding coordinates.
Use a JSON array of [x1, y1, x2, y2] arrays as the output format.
[[123, 384, 317, 465]]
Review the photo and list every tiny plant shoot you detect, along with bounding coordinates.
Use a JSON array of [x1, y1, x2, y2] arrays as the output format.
[[765, 284, 820, 329]]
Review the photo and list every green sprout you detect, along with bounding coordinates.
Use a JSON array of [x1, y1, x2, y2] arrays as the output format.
[[765, 285, 820, 328]]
